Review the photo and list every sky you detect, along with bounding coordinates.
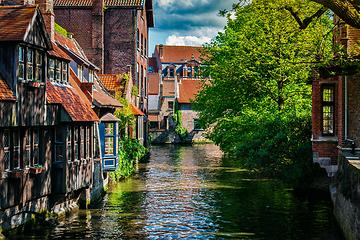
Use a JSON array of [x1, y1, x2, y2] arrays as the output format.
[[148, 0, 239, 56]]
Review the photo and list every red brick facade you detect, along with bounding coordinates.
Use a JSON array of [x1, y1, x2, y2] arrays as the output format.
[[312, 17, 360, 175], [53, 1, 153, 114]]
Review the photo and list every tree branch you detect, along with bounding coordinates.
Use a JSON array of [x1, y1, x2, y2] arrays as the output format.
[[284, 6, 327, 29]]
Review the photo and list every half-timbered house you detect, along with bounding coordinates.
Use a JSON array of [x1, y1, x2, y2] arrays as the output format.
[[0, 4, 99, 231]]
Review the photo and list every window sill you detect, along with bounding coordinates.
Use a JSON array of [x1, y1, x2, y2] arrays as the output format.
[[311, 136, 338, 142]]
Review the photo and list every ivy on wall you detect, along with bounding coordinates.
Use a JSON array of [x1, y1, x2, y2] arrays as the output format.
[[172, 102, 188, 142]]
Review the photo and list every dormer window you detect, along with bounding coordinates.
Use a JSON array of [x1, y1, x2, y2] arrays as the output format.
[[27, 49, 33, 80], [49, 59, 55, 81], [35, 52, 43, 81], [18, 47, 24, 80], [62, 62, 68, 82], [55, 60, 61, 82], [169, 68, 174, 77], [78, 65, 83, 81], [187, 67, 192, 78]]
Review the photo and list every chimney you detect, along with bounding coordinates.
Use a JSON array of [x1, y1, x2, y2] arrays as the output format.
[[159, 44, 163, 58], [36, 0, 54, 42], [92, 0, 104, 73]]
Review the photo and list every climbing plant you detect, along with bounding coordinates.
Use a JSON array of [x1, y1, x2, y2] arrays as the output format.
[[172, 102, 188, 142]]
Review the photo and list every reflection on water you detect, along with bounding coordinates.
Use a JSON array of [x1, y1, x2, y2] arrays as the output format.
[[6, 144, 344, 239]]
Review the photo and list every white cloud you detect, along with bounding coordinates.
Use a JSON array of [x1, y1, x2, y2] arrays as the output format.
[[165, 35, 212, 46]]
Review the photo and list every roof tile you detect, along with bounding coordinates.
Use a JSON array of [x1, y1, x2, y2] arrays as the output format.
[[157, 45, 204, 63], [0, 5, 37, 42], [0, 73, 16, 101], [178, 80, 204, 104], [99, 74, 125, 92], [130, 103, 144, 116], [54, 0, 143, 7]]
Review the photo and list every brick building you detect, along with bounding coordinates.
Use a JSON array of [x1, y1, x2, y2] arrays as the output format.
[[148, 45, 209, 143], [311, 17, 360, 176], [53, 0, 154, 114]]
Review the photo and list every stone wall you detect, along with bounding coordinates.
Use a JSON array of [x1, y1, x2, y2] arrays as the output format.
[[331, 152, 360, 240]]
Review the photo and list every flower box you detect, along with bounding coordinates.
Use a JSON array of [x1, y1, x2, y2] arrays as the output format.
[[10, 169, 24, 178], [30, 166, 43, 175], [29, 80, 41, 88]]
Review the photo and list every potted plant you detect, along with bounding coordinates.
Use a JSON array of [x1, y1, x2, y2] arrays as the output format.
[[30, 165, 43, 175], [29, 79, 41, 87], [10, 169, 24, 178]]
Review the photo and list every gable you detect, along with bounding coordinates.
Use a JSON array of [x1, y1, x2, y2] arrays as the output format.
[[24, 11, 52, 49], [0, 6, 52, 49]]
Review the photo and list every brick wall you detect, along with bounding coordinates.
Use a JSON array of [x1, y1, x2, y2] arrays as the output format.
[[54, 8, 93, 60]]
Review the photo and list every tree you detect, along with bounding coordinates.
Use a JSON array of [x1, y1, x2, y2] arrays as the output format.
[[194, 0, 332, 188]]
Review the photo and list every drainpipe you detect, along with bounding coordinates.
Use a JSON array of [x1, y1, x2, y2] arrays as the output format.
[[344, 75, 356, 154]]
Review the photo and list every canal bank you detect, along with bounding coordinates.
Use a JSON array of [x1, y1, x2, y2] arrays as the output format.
[[4, 144, 344, 239]]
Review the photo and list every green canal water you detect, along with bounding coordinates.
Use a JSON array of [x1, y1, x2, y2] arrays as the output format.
[[7, 144, 344, 239]]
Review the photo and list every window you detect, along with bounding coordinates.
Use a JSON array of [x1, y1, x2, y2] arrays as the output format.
[[62, 62, 68, 83], [35, 52, 42, 81], [144, 38, 147, 56], [77, 65, 83, 82], [89, 70, 94, 83], [27, 49, 33, 80], [169, 68, 174, 77], [194, 119, 204, 131], [150, 122, 158, 129], [322, 85, 335, 135], [67, 127, 72, 162], [94, 124, 100, 159], [74, 126, 79, 160], [141, 65, 144, 96], [86, 126, 90, 158], [49, 58, 55, 81], [194, 66, 199, 78], [56, 60, 61, 82], [187, 67, 192, 78], [4, 129, 10, 170], [136, 29, 139, 49], [141, 33, 144, 55], [25, 130, 30, 167], [33, 129, 39, 166], [18, 46, 24, 80], [13, 130, 20, 169], [104, 123, 115, 155], [168, 101, 174, 110], [55, 127, 63, 162], [80, 126, 85, 159], [148, 66, 153, 73]]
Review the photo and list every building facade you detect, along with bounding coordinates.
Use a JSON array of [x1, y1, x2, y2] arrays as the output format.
[[148, 45, 209, 143]]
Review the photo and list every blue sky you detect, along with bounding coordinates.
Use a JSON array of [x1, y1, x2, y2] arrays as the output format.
[[148, 0, 239, 56]]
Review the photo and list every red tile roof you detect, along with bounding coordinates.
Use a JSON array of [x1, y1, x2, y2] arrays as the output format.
[[54, 31, 83, 56], [130, 103, 144, 116], [54, 0, 143, 7], [0, 73, 16, 101], [48, 42, 72, 61], [99, 74, 125, 92], [163, 80, 175, 96], [46, 79, 63, 104], [0, 5, 38, 42], [178, 80, 203, 104], [93, 88, 123, 108], [156, 45, 204, 63], [148, 72, 160, 95]]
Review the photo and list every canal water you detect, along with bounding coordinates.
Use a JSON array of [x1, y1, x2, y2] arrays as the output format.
[[7, 144, 344, 239]]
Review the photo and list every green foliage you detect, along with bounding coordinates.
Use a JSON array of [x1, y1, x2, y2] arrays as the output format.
[[54, 23, 68, 37], [114, 93, 135, 134], [131, 86, 138, 102], [173, 102, 188, 142], [194, 0, 333, 188], [109, 137, 147, 182]]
